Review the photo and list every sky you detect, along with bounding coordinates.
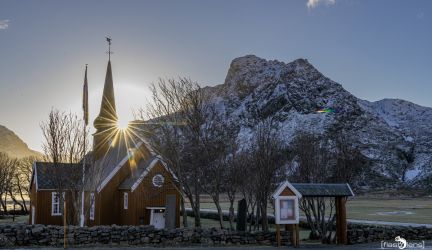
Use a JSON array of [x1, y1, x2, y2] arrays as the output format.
[[0, 0, 431, 152]]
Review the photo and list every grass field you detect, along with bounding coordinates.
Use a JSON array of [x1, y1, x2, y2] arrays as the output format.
[[2, 196, 430, 227], [186, 195, 432, 224], [0, 215, 28, 224], [347, 197, 432, 224], [182, 216, 312, 241]]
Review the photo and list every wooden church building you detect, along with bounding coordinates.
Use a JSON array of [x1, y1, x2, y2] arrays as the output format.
[[29, 53, 180, 228]]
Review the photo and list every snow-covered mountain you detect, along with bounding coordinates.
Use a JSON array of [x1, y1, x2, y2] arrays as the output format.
[[360, 99, 432, 185], [205, 55, 431, 188]]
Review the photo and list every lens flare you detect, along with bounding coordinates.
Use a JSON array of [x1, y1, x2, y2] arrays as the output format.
[[317, 107, 336, 113], [116, 117, 129, 130]]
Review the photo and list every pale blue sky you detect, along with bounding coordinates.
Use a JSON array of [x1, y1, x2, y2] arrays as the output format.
[[0, 0, 431, 151]]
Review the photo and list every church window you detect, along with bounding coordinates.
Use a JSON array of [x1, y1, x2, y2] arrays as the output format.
[[152, 174, 165, 187], [123, 192, 128, 209], [89, 193, 95, 220], [51, 192, 64, 216]]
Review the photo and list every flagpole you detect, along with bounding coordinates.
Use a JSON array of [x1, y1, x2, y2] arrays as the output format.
[[80, 64, 88, 227], [64, 200, 67, 249], [80, 118, 86, 227]]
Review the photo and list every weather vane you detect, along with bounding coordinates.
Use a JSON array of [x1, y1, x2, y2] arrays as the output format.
[[106, 36, 113, 60]]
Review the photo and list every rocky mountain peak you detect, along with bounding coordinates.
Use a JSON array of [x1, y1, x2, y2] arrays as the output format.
[[223, 55, 326, 101], [205, 55, 432, 188]]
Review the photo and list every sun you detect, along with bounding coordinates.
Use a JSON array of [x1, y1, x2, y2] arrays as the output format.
[[116, 116, 130, 130]]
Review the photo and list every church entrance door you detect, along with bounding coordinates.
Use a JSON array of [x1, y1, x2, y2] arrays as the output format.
[[148, 207, 165, 229]]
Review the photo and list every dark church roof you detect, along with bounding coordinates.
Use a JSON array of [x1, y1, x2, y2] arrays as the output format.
[[118, 155, 159, 190], [33, 133, 157, 192], [34, 162, 83, 190], [291, 183, 354, 197], [93, 136, 130, 185], [92, 132, 149, 189]]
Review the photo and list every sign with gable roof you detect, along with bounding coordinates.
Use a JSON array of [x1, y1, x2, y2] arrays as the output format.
[[272, 180, 302, 224]]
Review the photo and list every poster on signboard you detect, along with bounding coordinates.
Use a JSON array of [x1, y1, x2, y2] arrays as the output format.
[[275, 196, 299, 224]]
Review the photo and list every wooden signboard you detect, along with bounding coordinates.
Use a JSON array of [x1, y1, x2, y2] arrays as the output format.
[[272, 181, 302, 247]]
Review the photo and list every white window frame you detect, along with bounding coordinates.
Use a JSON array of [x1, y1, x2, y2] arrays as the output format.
[[274, 196, 299, 224], [152, 174, 165, 187], [51, 192, 64, 216], [89, 192, 95, 221], [123, 192, 128, 210]]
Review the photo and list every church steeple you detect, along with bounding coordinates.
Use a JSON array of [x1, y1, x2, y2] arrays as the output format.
[[95, 60, 117, 124], [93, 37, 118, 160]]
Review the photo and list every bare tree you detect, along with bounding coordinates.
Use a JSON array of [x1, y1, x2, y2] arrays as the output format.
[[200, 107, 239, 229], [138, 78, 189, 227], [250, 119, 287, 231], [225, 150, 248, 230], [0, 153, 40, 215], [40, 109, 88, 225], [330, 134, 367, 186], [137, 78, 209, 228], [7, 158, 26, 213], [8, 156, 40, 214], [238, 150, 259, 231], [289, 133, 334, 242], [289, 132, 365, 243], [300, 196, 336, 243], [0, 152, 17, 214], [289, 133, 331, 183]]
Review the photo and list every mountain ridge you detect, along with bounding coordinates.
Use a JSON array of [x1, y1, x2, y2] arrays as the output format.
[[0, 124, 42, 159], [204, 55, 431, 188]]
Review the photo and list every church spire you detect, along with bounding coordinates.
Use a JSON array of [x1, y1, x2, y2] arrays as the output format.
[[93, 37, 118, 160], [95, 60, 117, 123]]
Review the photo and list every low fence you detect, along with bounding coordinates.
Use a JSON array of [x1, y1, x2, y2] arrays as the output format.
[[0, 223, 430, 247], [1, 209, 431, 247], [0, 224, 292, 247]]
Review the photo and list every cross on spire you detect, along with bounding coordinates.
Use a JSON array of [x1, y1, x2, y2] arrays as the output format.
[[106, 36, 113, 61]]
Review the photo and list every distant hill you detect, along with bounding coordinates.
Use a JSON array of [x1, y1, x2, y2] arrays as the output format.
[[0, 125, 42, 159]]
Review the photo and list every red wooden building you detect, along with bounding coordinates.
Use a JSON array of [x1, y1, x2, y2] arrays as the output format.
[[29, 56, 181, 228]]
